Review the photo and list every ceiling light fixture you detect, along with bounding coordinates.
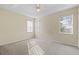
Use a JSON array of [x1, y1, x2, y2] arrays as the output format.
[[36, 4, 40, 12]]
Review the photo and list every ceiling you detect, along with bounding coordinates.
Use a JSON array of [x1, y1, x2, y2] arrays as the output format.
[[0, 4, 78, 17]]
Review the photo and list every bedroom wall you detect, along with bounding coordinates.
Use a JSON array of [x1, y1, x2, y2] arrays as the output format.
[[0, 8, 34, 45], [38, 7, 78, 46], [78, 6, 79, 47]]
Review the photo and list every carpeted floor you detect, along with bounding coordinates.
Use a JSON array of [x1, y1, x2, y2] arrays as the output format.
[[0, 40, 28, 55]]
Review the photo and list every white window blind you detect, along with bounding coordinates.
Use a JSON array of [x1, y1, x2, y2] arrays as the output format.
[[27, 20, 33, 32]]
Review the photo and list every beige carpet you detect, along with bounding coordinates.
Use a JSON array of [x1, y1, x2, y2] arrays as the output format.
[[0, 40, 28, 55]]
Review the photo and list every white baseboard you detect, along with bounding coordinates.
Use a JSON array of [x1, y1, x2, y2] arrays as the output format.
[[53, 40, 78, 48]]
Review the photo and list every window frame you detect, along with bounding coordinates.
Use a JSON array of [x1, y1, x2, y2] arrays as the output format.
[[27, 20, 33, 32], [59, 15, 73, 34]]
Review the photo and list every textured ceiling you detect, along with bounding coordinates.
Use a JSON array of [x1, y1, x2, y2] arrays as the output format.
[[0, 4, 78, 17]]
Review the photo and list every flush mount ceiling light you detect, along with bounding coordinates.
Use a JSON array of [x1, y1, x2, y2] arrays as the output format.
[[36, 4, 40, 12]]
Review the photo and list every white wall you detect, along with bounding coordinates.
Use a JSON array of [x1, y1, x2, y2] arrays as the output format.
[[78, 6, 79, 47], [36, 7, 78, 47], [0, 8, 33, 45]]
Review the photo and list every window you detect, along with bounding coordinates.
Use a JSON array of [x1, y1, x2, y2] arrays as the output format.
[[27, 20, 33, 32], [59, 15, 73, 34], [35, 19, 40, 33]]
